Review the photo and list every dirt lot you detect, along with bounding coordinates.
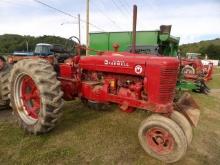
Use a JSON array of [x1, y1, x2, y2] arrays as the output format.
[[0, 68, 220, 165]]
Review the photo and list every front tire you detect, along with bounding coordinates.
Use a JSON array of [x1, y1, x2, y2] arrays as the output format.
[[138, 114, 187, 163], [170, 111, 193, 145], [9, 59, 63, 134]]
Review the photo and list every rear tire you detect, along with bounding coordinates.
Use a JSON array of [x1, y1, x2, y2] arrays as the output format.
[[0, 64, 11, 110], [9, 59, 63, 134], [138, 114, 187, 163]]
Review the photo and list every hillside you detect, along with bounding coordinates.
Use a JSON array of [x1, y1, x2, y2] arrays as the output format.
[[0, 34, 220, 60], [0, 34, 70, 54], [180, 38, 220, 59]]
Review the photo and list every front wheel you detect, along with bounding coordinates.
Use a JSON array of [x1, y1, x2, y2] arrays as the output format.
[[170, 111, 193, 145], [9, 59, 64, 134], [138, 114, 187, 163]]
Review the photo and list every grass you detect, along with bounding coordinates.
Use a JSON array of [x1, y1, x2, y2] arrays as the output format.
[[207, 67, 220, 89], [0, 68, 220, 165]]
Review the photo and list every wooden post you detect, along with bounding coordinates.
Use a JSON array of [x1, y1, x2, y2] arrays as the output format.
[[86, 0, 90, 55], [78, 14, 81, 43]]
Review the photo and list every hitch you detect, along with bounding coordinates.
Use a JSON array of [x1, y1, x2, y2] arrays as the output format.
[[176, 79, 210, 95], [174, 92, 200, 127], [193, 78, 210, 94]]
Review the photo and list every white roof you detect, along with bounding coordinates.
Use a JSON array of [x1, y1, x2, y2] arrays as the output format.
[[36, 43, 53, 46], [186, 53, 201, 56]]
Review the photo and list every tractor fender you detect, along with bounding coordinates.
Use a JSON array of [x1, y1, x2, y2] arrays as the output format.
[[174, 92, 200, 127], [182, 65, 195, 75]]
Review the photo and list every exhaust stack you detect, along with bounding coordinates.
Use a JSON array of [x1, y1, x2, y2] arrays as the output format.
[[132, 5, 137, 53]]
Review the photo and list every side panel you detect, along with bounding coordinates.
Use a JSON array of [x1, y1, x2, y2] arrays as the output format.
[[146, 59, 179, 105], [136, 31, 159, 46], [58, 64, 80, 100], [89, 31, 160, 54], [80, 55, 146, 76], [89, 33, 109, 55], [108, 32, 132, 51]]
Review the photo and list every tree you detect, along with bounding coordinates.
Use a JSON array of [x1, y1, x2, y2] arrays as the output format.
[[0, 34, 71, 54], [204, 44, 220, 60]]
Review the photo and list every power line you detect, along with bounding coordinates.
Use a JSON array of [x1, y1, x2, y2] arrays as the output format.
[[34, 0, 72, 17], [118, 0, 131, 15], [33, 0, 105, 31], [94, 0, 123, 30], [0, 0, 33, 7], [93, 8, 123, 30], [122, 0, 131, 9], [110, 0, 128, 18]]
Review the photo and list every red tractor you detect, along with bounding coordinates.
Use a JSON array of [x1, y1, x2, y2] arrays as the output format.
[[0, 40, 200, 163], [181, 53, 213, 81], [0, 6, 201, 163]]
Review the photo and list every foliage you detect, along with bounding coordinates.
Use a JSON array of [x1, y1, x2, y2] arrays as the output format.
[[0, 34, 85, 55], [180, 38, 220, 60]]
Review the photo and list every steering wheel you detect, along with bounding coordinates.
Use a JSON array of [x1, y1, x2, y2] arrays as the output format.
[[64, 36, 81, 54]]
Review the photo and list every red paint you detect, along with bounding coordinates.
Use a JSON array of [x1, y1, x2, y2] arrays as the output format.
[[58, 51, 179, 113], [117, 87, 137, 113], [145, 127, 174, 154], [181, 59, 203, 73], [203, 62, 213, 81], [181, 58, 213, 81], [58, 60, 81, 100], [21, 76, 40, 119], [59, 63, 75, 78]]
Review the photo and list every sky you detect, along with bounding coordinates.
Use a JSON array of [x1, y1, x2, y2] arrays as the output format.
[[0, 0, 219, 44]]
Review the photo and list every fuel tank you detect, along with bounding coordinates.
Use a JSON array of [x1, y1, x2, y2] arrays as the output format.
[[79, 52, 179, 77]]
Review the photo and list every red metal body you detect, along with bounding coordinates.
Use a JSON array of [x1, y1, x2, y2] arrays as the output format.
[[181, 58, 203, 73], [58, 62, 81, 100], [58, 52, 179, 114], [202, 62, 213, 81], [181, 58, 213, 81]]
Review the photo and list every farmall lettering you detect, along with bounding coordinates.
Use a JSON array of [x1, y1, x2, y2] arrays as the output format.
[[104, 59, 129, 67]]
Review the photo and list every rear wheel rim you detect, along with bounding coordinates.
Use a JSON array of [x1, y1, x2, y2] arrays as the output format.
[[145, 127, 174, 154], [184, 67, 194, 74], [14, 73, 41, 125]]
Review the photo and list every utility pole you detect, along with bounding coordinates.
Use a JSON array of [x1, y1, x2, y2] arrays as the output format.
[[86, 0, 89, 55], [78, 14, 81, 43], [26, 40, 29, 52]]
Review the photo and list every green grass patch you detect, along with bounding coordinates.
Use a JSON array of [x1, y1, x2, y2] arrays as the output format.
[[0, 74, 220, 164], [207, 67, 220, 89]]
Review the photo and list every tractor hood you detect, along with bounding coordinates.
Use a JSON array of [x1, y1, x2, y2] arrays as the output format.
[[79, 52, 179, 76]]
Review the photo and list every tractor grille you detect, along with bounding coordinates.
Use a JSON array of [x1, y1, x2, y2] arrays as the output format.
[[159, 66, 178, 103]]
